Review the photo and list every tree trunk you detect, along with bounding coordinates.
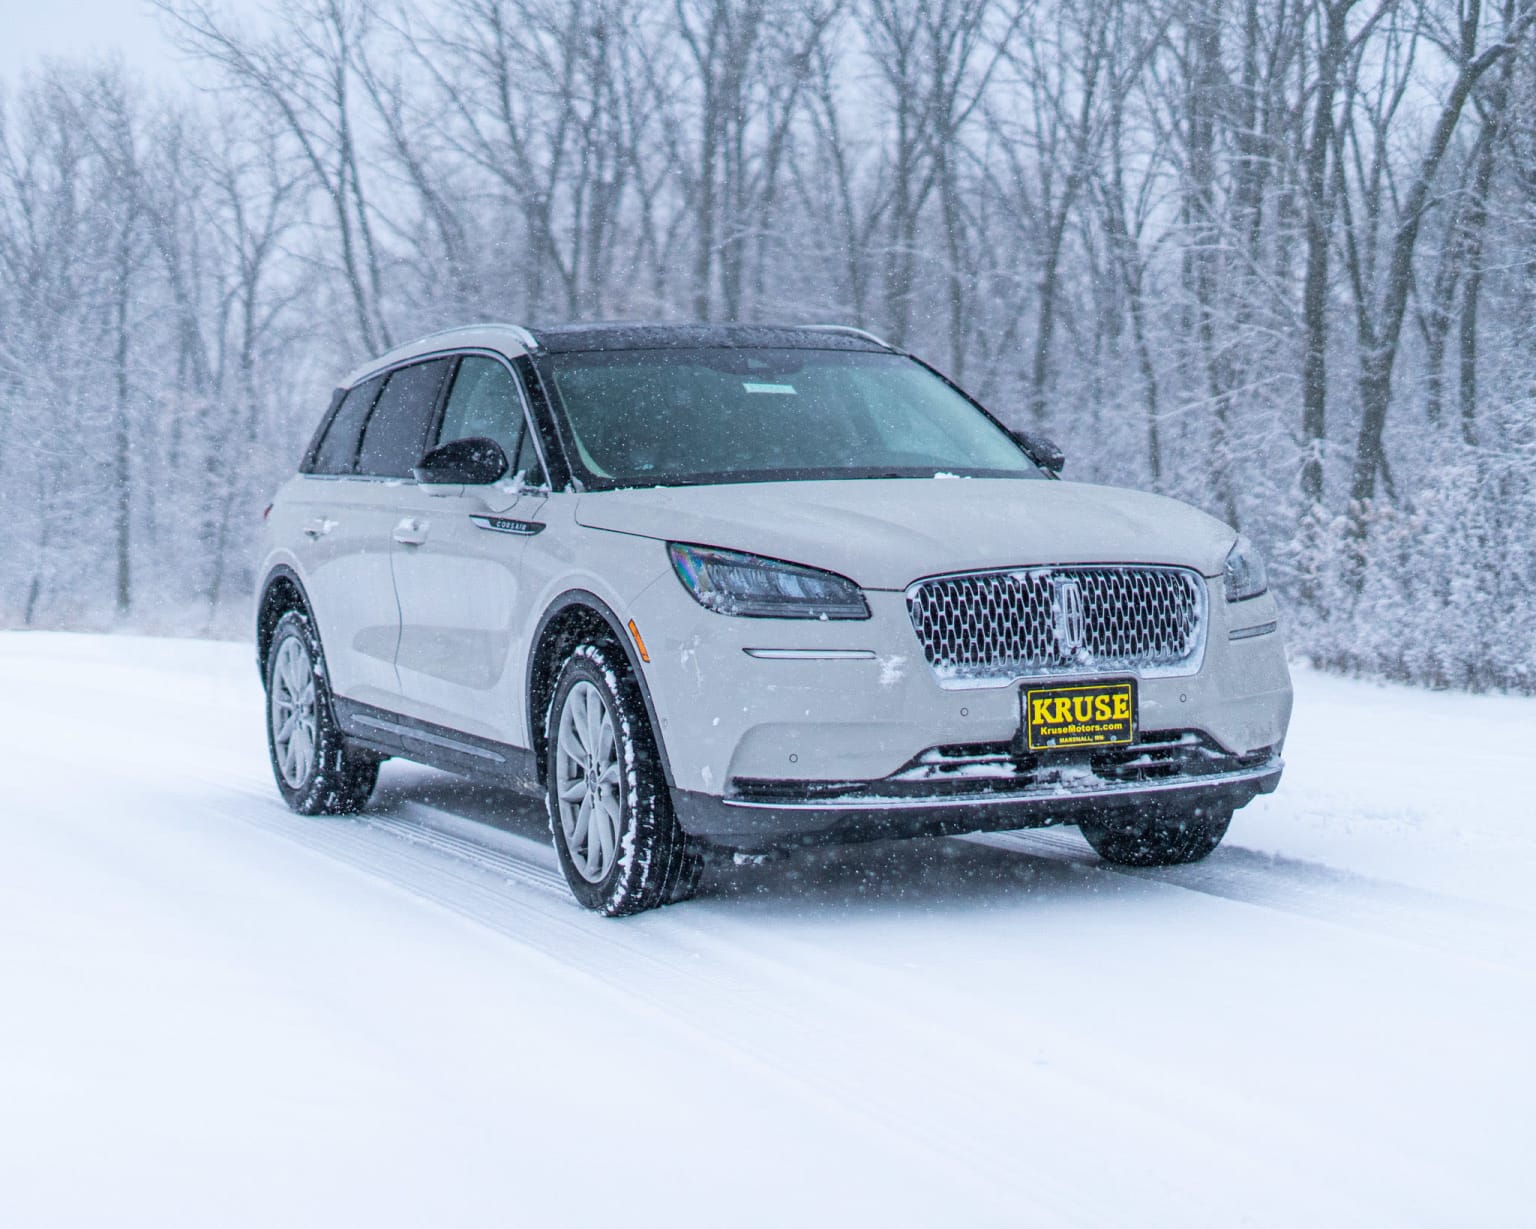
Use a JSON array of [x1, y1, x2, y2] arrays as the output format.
[[113, 234, 133, 618], [1299, 1, 1355, 511], [1457, 43, 1514, 446], [1348, 39, 1511, 509]]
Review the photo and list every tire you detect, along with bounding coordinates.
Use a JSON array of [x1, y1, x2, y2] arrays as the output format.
[[1079, 803, 1232, 867], [264, 609, 378, 816], [544, 641, 702, 915]]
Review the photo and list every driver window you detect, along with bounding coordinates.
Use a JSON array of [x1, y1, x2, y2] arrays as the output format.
[[437, 356, 525, 467], [514, 422, 547, 487]]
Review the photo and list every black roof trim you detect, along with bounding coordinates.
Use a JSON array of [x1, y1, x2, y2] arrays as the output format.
[[526, 322, 892, 354]]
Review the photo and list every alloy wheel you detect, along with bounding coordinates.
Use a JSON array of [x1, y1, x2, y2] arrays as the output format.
[[270, 636, 318, 789], [554, 680, 623, 882]]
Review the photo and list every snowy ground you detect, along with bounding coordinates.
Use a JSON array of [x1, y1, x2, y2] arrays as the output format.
[[1, 632, 1531, 1228]]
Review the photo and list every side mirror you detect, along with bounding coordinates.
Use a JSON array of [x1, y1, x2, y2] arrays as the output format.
[[412, 436, 508, 488], [1010, 429, 1065, 476]]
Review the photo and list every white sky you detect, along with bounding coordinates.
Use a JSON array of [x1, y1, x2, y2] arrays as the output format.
[[0, 0, 224, 87]]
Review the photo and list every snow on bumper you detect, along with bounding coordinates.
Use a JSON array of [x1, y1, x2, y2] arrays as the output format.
[[672, 753, 1283, 848]]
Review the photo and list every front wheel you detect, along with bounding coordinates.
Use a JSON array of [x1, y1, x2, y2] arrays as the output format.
[[545, 641, 701, 915], [1079, 804, 1232, 867]]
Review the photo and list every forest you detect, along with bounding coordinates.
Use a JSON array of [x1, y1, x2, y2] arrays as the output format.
[[1, 0, 1532, 690]]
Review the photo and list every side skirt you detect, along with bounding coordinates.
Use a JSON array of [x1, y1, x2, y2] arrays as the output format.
[[332, 696, 541, 795]]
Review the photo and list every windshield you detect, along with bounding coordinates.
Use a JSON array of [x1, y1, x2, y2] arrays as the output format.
[[541, 348, 1043, 487]]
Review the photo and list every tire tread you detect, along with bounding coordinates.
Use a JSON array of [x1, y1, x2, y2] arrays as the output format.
[[265, 609, 378, 817], [1079, 805, 1231, 867], [546, 641, 701, 915]]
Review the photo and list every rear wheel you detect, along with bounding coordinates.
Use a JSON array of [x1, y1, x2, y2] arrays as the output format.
[[1079, 804, 1231, 867], [265, 610, 378, 815], [545, 641, 701, 915]]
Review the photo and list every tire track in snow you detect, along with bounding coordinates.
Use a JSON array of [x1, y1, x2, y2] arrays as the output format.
[[228, 791, 1286, 1225], [222, 796, 1050, 1206], [967, 828, 1536, 974]]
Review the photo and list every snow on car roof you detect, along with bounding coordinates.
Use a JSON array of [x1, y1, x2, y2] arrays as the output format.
[[339, 321, 892, 389], [527, 322, 893, 354]]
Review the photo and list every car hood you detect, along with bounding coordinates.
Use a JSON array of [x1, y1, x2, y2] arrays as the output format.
[[575, 478, 1236, 590]]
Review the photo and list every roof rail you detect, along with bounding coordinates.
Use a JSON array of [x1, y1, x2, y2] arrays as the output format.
[[798, 323, 895, 350], [417, 321, 540, 351]]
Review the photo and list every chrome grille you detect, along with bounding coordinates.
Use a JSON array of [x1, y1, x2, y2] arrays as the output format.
[[906, 566, 1206, 683]]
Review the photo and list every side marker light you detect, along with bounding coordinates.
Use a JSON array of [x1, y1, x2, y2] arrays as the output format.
[[627, 619, 651, 664]]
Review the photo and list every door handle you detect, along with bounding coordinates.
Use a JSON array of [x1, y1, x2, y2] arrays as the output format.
[[393, 517, 428, 546], [302, 517, 337, 539]]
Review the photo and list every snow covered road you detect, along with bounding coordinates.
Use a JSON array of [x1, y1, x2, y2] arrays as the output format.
[[1, 632, 1532, 1227]]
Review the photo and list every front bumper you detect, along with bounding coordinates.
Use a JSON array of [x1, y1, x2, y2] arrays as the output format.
[[672, 739, 1282, 849], [620, 543, 1293, 844]]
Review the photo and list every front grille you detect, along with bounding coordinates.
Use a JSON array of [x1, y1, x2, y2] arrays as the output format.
[[907, 565, 1206, 683]]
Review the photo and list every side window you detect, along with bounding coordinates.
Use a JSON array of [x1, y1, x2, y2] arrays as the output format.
[[357, 358, 453, 478], [436, 356, 525, 466], [514, 424, 547, 486], [311, 375, 384, 475]]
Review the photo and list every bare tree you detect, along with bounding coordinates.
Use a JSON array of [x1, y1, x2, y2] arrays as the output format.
[[992, 0, 1115, 422], [3, 0, 1535, 686], [158, 0, 394, 354], [1340, 0, 1526, 514], [1298, 0, 1388, 513]]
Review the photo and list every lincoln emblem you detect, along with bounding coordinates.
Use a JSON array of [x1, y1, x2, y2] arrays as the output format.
[[1052, 577, 1087, 657]]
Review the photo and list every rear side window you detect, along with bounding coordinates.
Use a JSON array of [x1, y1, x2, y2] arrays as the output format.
[[310, 375, 384, 475], [357, 359, 453, 477]]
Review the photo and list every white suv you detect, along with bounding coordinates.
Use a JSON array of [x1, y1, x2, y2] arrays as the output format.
[[257, 323, 1292, 914]]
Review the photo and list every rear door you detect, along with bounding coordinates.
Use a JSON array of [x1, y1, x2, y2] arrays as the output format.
[[293, 359, 452, 709], [390, 355, 549, 746]]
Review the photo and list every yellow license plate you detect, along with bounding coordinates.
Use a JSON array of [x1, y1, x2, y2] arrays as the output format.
[[1023, 680, 1137, 751]]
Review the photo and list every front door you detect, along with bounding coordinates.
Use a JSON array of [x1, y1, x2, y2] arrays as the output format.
[[391, 354, 550, 746]]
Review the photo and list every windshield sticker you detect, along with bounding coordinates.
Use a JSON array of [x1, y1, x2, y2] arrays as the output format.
[[742, 381, 797, 395]]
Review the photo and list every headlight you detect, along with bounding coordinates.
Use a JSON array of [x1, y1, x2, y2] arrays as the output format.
[[668, 543, 870, 619], [1223, 535, 1268, 602]]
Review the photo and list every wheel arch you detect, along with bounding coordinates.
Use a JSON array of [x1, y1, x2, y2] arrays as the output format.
[[526, 590, 675, 791], [255, 565, 316, 684]]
